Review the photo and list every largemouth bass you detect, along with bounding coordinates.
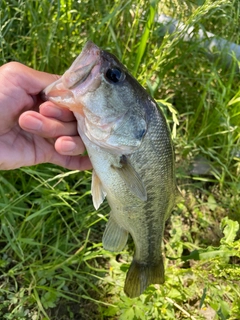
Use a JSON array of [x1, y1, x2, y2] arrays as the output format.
[[43, 41, 177, 298]]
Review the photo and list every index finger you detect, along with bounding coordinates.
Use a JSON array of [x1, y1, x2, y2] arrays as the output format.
[[39, 101, 76, 122]]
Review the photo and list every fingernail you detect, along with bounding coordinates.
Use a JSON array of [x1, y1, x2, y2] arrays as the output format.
[[61, 140, 77, 153]]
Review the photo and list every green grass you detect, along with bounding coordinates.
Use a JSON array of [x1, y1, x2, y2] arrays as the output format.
[[0, 0, 240, 319]]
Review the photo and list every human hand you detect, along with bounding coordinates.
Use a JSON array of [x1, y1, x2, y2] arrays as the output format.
[[0, 62, 92, 170]]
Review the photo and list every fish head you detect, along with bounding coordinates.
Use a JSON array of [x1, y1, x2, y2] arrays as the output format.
[[43, 41, 102, 112], [43, 41, 148, 153]]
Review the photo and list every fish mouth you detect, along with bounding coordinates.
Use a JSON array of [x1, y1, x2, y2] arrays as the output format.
[[43, 41, 101, 109]]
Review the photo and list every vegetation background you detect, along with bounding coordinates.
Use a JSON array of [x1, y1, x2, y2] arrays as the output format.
[[0, 0, 239, 319]]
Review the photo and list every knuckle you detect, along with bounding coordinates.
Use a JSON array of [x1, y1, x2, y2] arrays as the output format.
[[0, 62, 22, 75]]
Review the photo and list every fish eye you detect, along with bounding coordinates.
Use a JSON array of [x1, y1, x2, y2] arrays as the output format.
[[105, 67, 124, 83]]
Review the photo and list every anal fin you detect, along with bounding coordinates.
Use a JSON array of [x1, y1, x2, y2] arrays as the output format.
[[124, 257, 165, 298], [103, 216, 128, 252]]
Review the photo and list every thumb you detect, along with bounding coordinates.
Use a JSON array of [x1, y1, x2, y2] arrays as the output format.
[[1, 62, 60, 95]]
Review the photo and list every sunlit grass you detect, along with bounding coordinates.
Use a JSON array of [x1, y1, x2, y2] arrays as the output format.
[[0, 0, 239, 319]]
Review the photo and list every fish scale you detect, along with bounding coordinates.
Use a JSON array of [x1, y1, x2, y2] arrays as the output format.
[[43, 41, 177, 298]]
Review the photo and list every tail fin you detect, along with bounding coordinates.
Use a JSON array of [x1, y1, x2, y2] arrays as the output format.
[[124, 258, 165, 298]]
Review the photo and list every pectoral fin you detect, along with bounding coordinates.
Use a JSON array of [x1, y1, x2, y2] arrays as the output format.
[[91, 170, 106, 210], [112, 155, 147, 201], [103, 216, 128, 252]]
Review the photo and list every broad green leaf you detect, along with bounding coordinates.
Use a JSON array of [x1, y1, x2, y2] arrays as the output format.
[[207, 194, 217, 211], [220, 217, 239, 244], [181, 246, 233, 261], [120, 308, 135, 320], [134, 306, 147, 320]]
